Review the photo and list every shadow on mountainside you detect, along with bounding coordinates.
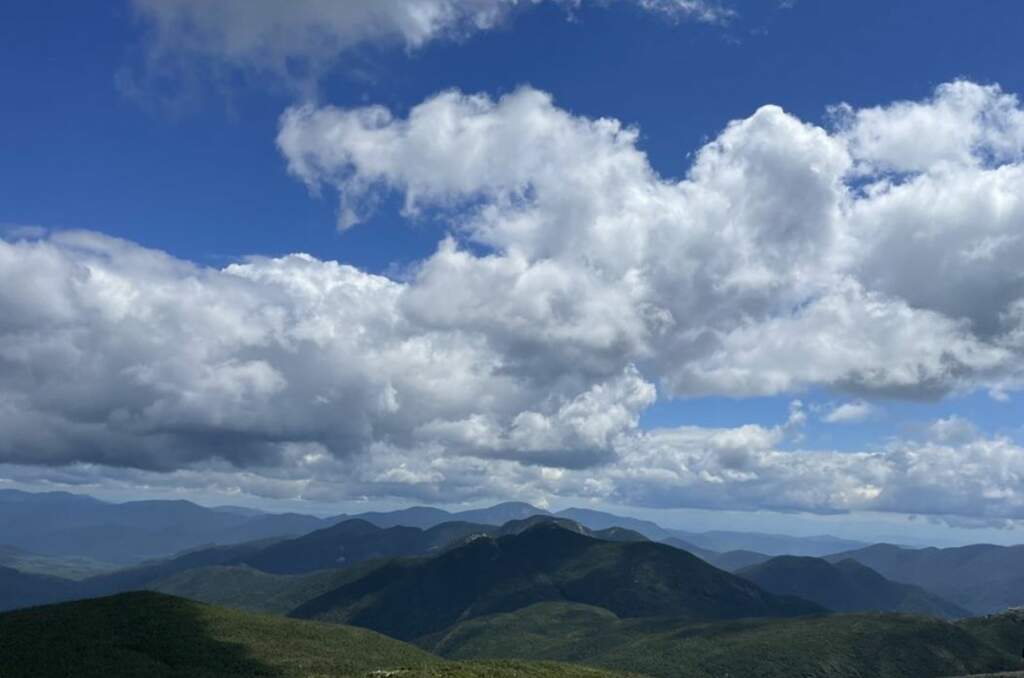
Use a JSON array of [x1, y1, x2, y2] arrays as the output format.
[[0, 591, 285, 678]]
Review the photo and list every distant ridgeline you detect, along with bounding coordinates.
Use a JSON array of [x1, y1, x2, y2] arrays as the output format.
[[4, 489, 1024, 678]]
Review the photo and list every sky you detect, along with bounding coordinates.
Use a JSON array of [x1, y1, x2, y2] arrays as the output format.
[[2, 0, 1024, 546]]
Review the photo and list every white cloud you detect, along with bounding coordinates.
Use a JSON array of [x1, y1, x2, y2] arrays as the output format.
[[927, 415, 979, 445], [278, 82, 1021, 399], [5, 80, 1024, 523], [126, 0, 730, 97], [823, 400, 874, 424], [833, 81, 1024, 174], [0, 231, 650, 473], [7, 412, 1024, 526]]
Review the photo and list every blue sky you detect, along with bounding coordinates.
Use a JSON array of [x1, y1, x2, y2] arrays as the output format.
[[2, 0, 1024, 544]]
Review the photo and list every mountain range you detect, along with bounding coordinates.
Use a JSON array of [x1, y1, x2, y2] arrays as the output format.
[[828, 542, 1024, 614], [5, 488, 1024, 678], [0, 489, 330, 563], [5, 488, 1024, 622], [737, 555, 970, 618], [287, 522, 823, 640]]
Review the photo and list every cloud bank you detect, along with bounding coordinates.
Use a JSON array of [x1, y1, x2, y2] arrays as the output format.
[[4, 80, 1024, 522]]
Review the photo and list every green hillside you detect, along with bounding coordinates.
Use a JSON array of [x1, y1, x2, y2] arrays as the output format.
[[150, 563, 387, 614], [291, 522, 821, 640], [240, 515, 497, 577], [0, 592, 630, 678], [241, 515, 644, 576], [958, 609, 1024, 658], [78, 538, 282, 599], [738, 555, 970, 618], [425, 601, 1020, 678]]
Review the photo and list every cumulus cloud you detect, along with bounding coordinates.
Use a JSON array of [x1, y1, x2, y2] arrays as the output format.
[[833, 81, 1024, 174], [823, 400, 874, 424], [278, 81, 1021, 399], [4, 80, 1024, 523], [593, 419, 1024, 525], [0, 230, 650, 474]]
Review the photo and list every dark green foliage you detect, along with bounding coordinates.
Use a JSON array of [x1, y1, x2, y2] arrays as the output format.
[[79, 538, 282, 599], [240, 515, 647, 577], [242, 519, 492, 574], [0, 592, 627, 678], [425, 601, 1021, 678], [0, 591, 439, 677], [290, 523, 822, 640], [589, 526, 649, 542], [150, 563, 388, 614], [738, 555, 970, 618], [958, 609, 1024, 658], [830, 543, 1024, 614]]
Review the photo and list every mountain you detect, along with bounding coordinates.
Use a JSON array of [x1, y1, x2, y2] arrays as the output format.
[[349, 500, 867, 559], [661, 536, 718, 561], [239, 515, 648, 577], [0, 488, 871, 566], [339, 506, 455, 529], [148, 519, 644, 614], [455, 501, 550, 525], [0, 516, 659, 613], [0, 592, 625, 678], [0, 544, 117, 580], [208, 505, 266, 517], [0, 537, 290, 612], [676, 529, 868, 557], [226, 512, 331, 543], [423, 601, 1020, 678], [737, 555, 970, 618], [149, 564, 382, 615], [241, 519, 491, 574], [590, 526, 649, 542], [828, 543, 1024, 614], [76, 538, 283, 600], [705, 549, 772, 572], [554, 507, 672, 540], [345, 502, 550, 530], [660, 537, 773, 572], [0, 489, 333, 563], [289, 522, 822, 640], [0, 566, 80, 611]]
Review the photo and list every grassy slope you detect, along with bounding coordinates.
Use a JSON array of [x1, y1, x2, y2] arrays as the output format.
[[425, 601, 1021, 678], [0, 592, 630, 678], [959, 609, 1024, 659]]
